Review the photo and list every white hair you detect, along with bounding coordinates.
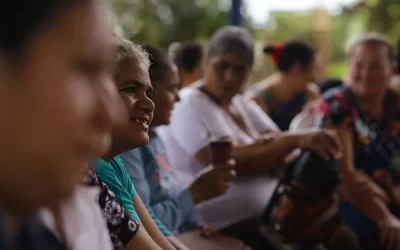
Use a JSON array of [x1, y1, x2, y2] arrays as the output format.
[[115, 37, 150, 70]]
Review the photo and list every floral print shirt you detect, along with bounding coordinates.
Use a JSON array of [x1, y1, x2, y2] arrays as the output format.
[[82, 168, 139, 250], [315, 85, 400, 249]]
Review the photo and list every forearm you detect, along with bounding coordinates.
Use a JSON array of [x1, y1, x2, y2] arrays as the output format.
[[232, 133, 299, 172], [134, 195, 176, 250], [123, 226, 162, 250], [341, 181, 391, 223]]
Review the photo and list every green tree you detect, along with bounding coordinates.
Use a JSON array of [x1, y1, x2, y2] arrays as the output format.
[[112, 0, 252, 48]]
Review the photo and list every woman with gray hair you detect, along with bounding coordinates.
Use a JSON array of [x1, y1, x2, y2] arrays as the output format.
[[157, 26, 341, 249]]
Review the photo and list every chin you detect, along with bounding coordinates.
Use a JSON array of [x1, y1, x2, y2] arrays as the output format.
[[130, 134, 150, 147]]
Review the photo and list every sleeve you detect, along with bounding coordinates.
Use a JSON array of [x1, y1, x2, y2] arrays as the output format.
[[86, 167, 140, 249], [147, 189, 198, 233], [314, 91, 352, 128], [121, 148, 199, 233], [97, 159, 141, 222], [243, 98, 280, 132], [168, 94, 232, 155], [119, 149, 151, 206]]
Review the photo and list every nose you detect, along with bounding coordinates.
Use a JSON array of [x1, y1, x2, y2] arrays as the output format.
[[359, 66, 371, 80], [223, 69, 235, 83], [138, 94, 155, 114]]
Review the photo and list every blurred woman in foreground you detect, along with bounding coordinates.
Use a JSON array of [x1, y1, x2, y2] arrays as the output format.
[[0, 0, 115, 249]]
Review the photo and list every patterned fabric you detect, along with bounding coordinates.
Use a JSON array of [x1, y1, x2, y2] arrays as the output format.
[[315, 85, 400, 250], [82, 168, 139, 250], [254, 88, 306, 131]]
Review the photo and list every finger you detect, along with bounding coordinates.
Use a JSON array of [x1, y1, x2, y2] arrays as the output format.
[[313, 147, 330, 161], [220, 181, 231, 192], [217, 159, 236, 170], [381, 229, 393, 250], [387, 230, 396, 250], [395, 232, 400, 250], [219, 170, 235, 181]]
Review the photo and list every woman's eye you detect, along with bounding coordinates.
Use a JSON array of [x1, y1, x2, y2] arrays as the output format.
[[122, 87, 136, 94], [146, 92, 153, 99]]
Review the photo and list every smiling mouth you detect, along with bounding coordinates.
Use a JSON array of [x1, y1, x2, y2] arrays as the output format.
[[130, 117, 150, 130]]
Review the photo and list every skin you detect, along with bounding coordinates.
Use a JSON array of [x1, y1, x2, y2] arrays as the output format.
[[247, 55, 321, 115], [196, 51, 341, 173], [179, 62, 203, 88], [150, 63, 181, 127], [0, 0, 115, 214], [105, 59, 176, 250], [323, 42, 400, 250]]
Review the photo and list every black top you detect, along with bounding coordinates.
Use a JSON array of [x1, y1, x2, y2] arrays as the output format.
[[0, 215, 67, 250]]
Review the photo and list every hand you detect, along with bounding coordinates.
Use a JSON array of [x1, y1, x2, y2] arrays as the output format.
[[196, 223, 216, 238], [296, 128, 342, 160], [378, 215, 400, 250], [188, 160, 236, 204]]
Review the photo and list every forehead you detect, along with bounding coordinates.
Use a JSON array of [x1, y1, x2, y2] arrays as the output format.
[[115, 60, 151, 87], [22, 1, 113, 71], [350, 43, 390, 62], [210, 52, 248, 65]]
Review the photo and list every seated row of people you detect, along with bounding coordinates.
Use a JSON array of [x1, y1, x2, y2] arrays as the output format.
[[2, 1, 400, 249]]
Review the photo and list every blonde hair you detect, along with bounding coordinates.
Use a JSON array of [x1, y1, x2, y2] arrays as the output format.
[[114, 37, 150, 71]]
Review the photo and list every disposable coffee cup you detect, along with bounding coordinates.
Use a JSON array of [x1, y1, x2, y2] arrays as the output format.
[[209, 137, 233, 165]]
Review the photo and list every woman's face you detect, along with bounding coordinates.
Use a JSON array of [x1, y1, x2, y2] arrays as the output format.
[[151, 63, 180, 127], [348, 43, 393, 98], [0, 0, 114, 212], [203, 52, 251, 102], [113, 60, 155, 147]]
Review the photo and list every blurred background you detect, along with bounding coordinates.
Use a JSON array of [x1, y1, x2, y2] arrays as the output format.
[[112, 0, 400, 85]]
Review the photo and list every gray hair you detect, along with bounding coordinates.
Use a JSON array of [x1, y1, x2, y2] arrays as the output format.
[[207, 26, 254, 67], [346, 32, 394, 61], [115, 37, 150, 70]]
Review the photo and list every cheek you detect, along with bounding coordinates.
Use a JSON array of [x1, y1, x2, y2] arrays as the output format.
[[120, 94, 136, 115]]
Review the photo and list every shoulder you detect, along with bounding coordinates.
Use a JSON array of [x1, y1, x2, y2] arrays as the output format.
[[320, 86, 348, 104], [315, 86, 353, 127], [306, 83, 320, 100]]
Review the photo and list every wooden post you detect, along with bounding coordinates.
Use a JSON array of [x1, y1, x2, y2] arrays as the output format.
[[314, 7, 332, 81]]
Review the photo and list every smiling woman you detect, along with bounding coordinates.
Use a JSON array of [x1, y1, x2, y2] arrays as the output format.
[[96, 38, 180, 250]]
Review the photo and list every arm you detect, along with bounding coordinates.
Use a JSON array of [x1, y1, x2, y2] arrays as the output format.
[[251, 95, 270, 114], [194, 132, 300, 172], [121, 150, 197, 233], [332, 127, 391, 223], [305, 83, 320, 104], [134, 194, 177, 250], [124, 226, 162, 250]]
